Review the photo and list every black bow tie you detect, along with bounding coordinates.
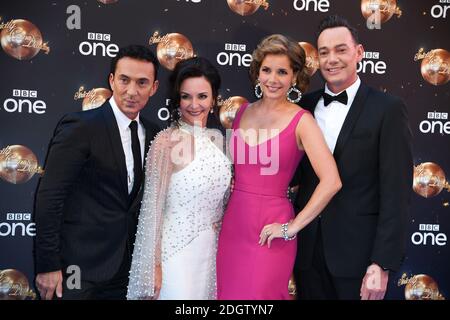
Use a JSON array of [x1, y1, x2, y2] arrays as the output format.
[[322, 90, 348, 106]]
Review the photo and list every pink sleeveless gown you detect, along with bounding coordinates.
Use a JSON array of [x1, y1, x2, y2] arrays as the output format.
[[217, 103, 308, 300]]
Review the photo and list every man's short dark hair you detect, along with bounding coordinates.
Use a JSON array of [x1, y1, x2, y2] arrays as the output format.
[[317, 15, 360, 44], [110, 45, 159, 80]]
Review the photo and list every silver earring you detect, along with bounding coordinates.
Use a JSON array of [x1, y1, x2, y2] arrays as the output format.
[[287, 84, 302, 103], [254, 82, 263, 99], [210, 107, 214, 114], [177, 108, 182, 118]]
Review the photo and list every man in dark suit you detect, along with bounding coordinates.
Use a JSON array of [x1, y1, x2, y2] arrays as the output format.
[[293, 15, 413, 300], [34, 45, 160, 299]]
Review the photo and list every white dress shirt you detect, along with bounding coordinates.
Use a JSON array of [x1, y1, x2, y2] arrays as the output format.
[[314, 77, 361, 153], [109, 97, 145, 194]]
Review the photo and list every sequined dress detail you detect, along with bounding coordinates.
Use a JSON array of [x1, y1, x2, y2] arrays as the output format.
[[127, 123, 231, 300]]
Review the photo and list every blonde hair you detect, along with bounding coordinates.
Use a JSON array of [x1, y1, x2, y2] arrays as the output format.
[[249, 34, 309, 93]]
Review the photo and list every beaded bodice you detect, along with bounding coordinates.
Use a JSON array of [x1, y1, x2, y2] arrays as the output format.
[[161, 124, 231, 261]]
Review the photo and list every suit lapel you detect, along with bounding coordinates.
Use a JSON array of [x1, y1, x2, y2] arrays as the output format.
[[101, 104, 128, 197], [301, 89, 323, 115], [333, 83, 370, 161]]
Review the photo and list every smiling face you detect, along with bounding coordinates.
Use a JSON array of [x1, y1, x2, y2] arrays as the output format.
[[258, 54, 296, 101], [317, 26, 364, 93], [109, 57, 159, 120], [178, 76, 214, 127]]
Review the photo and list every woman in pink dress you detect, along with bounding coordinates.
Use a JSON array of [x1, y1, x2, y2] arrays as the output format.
[[216, 34, 342, 299]]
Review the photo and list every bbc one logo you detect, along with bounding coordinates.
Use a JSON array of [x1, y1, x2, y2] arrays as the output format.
[[430, 0, 450, 18], [293, 0, 330, 12], [0, 213, 36, 237], [216, 43, 252, 67], [79, 32, 119, 57], [411, 224, 447, 246], [1, 89, 46, 115], [357, 51, 387, 75], [419, 111, 449, 135]]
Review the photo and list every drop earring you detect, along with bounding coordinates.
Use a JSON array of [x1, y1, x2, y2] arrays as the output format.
[[286, 83, 302, 103], [254, 81, 263, 99]]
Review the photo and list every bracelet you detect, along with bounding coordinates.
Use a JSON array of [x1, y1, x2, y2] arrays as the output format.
[[281, 223, 296, 241]]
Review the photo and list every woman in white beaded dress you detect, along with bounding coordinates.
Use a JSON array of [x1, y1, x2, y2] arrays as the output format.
[[127, 57, 231, 300]]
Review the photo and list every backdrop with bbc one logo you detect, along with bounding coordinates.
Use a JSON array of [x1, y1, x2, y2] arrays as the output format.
[[0, 0, 448, 300]]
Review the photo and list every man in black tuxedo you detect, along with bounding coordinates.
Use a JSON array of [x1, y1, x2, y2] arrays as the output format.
[[293, 15, 413, 300], [34, 45, 160, 299]]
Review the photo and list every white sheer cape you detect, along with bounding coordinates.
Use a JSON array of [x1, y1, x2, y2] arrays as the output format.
[[126, 127, 174, 299]]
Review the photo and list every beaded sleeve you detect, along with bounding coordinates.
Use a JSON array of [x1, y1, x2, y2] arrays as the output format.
[[127, 128, 174, 300]]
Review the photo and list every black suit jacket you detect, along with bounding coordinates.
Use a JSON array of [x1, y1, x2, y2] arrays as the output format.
[[294, 83, 413, 278], [34, 103, 160, 282]]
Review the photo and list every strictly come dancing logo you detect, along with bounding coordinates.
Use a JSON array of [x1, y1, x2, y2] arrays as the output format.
[[0, 145, 43, 184], [74, 86, 112, 111], [0, 18, 49, 60], [149, 31, 194, 71], [218, 96, 249, 129], [0, 269, 36, 300], [298, 42, 319, 76], [398, 273, 445, 300], [361, 0, 402, 29], [414, 48, 450, 86], [413, 162, 450, 198], [227, 0, 269, 16]]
